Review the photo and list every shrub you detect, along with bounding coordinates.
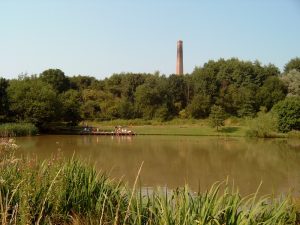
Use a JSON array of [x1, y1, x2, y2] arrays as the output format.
[[272, 97, 300, 132], [246, 110, 278, 138]]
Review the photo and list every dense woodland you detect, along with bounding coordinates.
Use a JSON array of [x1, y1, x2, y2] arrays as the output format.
[[0, 57, 300, 132]]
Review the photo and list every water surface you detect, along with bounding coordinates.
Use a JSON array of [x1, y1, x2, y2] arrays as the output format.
[[16, 135, 300, 196]]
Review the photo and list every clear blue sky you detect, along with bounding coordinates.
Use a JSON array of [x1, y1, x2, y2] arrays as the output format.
[[1, 0, 300, 79]]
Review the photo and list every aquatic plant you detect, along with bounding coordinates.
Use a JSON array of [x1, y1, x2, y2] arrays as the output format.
[[0, 123, 38, 137]]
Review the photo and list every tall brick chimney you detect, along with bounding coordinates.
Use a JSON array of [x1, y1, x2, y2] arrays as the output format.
[[176, 40, 183, 75]]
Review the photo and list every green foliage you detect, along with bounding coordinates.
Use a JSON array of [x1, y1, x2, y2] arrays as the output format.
[[40, 68, 70, 93], [70, 75, 100, 90], [7, 77, 59, 128], [166, 74, 188, 112], [0, 123, 38, 137], [0, 78, 9, 122], [256, 76, 287, 110], [246, 109, 279, 138], [0, 142, 297, 224], [79, 89, 102, 120], [80, 100, 101, 119], [192, 58, 283, 116], [59, 89, 82, 125], [209, 105, 226, 131], [186, 94, 211, 118], [281, 69, 300, 97], [1, 58, 297, 127], [272, 97, 300, 132], [236, 86, 256, 117], [134, 76, 166, 119], [119, 73, 147, 103], [154, 104, 170, 121], [117, 100, 135, 119], [284, 57, 300, 73]]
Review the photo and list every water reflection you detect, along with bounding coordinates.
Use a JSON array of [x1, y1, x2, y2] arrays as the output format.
[[16, 135, 300, 196]]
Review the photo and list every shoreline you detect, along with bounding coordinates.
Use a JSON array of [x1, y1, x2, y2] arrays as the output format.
[[1, 122, 293, 138]]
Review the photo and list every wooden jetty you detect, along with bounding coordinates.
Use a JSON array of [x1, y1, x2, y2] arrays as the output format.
[[80, 126, 135, 136]]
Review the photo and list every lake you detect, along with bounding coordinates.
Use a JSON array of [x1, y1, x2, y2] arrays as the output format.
[[16, 135, 300, 196]]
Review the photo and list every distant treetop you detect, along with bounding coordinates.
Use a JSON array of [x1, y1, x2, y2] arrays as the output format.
[[284, 57, 300, 73]]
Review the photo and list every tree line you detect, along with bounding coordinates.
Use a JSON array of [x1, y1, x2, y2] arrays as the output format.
[[0, 57, 299, 132]]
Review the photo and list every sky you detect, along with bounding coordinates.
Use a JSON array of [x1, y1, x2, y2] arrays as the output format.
[[0, 0, 300, 79]]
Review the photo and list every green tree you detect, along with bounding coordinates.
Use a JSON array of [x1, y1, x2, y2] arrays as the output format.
[[191, 58, 281, 117], [256, 76, 287, 110], [166, 75, 188, 113], [59, 89, 82, 125], [272, 97, 300, 132], [186, 94, 211, 118], [236, 86, 256, 117], [70, 75, 100, 90], [281, 69, 300, 97], [0, 78, 9, 121], [192, 66, 218, 98], [40, 69, 70, 93], [117, 100, 135, 119], [105, 74, 123, 98], [120, 73, 147, 102], [80, 100, 101, 119], [154, 104, 169, 121], [80, 89, 102, 119], [284, 57, 300, 73], [134, 76, 168, 119], [8, 77, 58, 128], [209, 105, 226, 131], [97, 91, 119, 120]]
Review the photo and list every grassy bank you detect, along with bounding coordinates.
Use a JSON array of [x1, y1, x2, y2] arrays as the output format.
[[1, 118, 294, 138], [85, 118, 300, 138], [0, 139, 299, 224], [0, 123, 38, 137], [85, 118, 254, 137]]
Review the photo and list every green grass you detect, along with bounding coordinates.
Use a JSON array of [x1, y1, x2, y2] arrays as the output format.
[[92, 118, 204, 126], [84, 117, 295, 138], [288, 130, 300, 138], [0, 139, 299, 224], [131, 124, 247, 136], [0, 123, 38, 137], [85, 118, 249, 137]]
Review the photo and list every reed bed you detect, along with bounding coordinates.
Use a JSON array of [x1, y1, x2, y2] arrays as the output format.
[[0, 139, 299, 225], [0, 123, 38, 137]]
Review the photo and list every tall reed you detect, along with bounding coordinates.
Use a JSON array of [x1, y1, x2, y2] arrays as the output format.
[[0, 123, 38, 137]]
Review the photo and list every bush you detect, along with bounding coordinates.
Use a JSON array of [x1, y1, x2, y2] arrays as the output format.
[[272, 97, 300, 132], [246, 110, 278, 138]]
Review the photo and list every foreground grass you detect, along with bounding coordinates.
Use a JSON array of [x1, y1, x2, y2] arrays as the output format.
[[0, 139, 299, 224], [0, 123, 38, 137]]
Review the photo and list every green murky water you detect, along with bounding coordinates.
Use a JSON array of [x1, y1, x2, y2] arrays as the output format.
[[16, 135, 300, 195]]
